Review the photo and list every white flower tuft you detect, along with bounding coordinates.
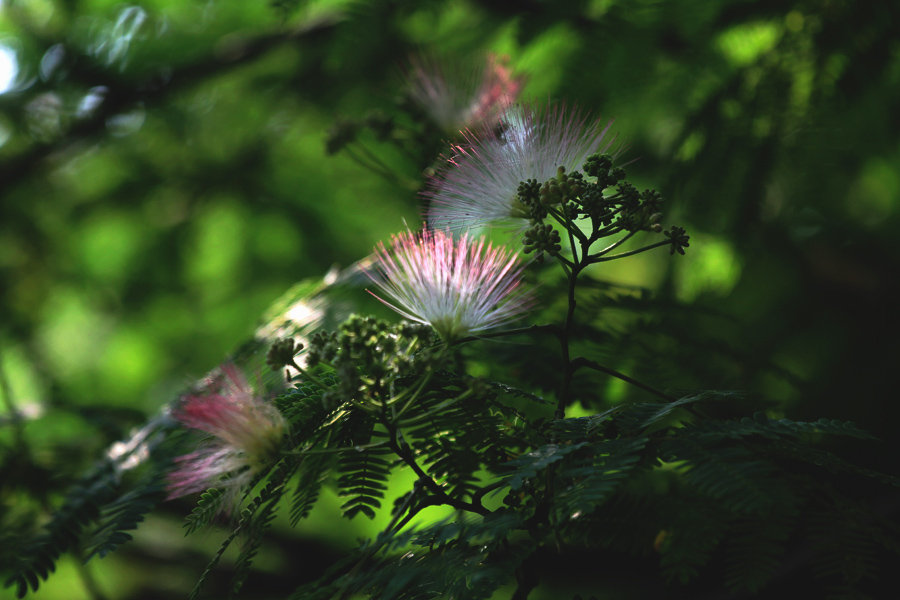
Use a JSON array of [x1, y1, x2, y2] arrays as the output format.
[[425, 103, 618, 232], [368, 229, 532, 341], [407, 53, 523, 134]]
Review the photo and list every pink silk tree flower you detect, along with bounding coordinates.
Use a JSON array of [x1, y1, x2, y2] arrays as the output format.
[[367, 229, 532, 342], [426, 103, 618, 232], [166, 363, 286, 501], [407, 54, 523, 134]]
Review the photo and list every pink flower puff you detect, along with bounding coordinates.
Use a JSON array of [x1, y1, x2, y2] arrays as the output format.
[[407, 53, 523, 134], [368, 229, 533, 342], [425, 102, 618, 232], [167, 363, 286, 501]]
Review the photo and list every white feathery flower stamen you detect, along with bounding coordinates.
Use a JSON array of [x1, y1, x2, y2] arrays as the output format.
[[407, 54, 523, 134], [367, 229, 532, 341], [425, 103, 618, 232]]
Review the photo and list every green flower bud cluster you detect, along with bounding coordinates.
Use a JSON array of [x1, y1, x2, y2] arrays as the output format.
[[523, 223, 561, 263], [516, 179, 546, 220], [266, 337, 302, 372], [664, 226, 690, 255], [519, 153, 688, 258], [583, 154, 625, 183], [539, 167, 584, 206], [616, 184, 665, 233], [305, 315, 438, 408]]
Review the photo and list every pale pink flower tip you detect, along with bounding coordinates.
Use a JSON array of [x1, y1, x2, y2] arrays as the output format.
[[407, 53, 523, 134], [425, 102, 618, 232], [166, 364, 286, 501], [368, 229, 533, 341]]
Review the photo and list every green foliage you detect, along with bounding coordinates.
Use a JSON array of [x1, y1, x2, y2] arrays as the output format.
[[2, 0, 899, 598], [337, 446, 391, 520], [184, 488, 227, 534], [4, 454, 168, 597], [276, 385, 896, 598], [5, 462, 118, 598], [189, 460, 297, 600], [5, 330, 897, 599], [551, 436, 649, 523], [81, 471, 165, 560]]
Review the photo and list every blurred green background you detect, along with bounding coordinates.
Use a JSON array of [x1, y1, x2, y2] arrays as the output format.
[[1, 0, 898, 598]]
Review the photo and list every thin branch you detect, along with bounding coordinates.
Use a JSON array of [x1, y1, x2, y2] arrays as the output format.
[[590, 230, 636, 259], [470, 480, 508, 506], [343, 145, 409, 188], [0, 17, 341, 189], [555, 263, 580, 419], [511, 550, 540, 600], [588, 239, 671, 263], [570, 357, 676, 402], [386, 425, 489, 515], [387, 495, 445, 535], [281, 439, 388, 456]]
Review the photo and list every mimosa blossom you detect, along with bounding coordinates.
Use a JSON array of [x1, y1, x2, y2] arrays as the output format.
[[166, 364, 286, 501], [426, 103, 618, 232], [367, 229, 532, 341], [407, 54, 523, 133]]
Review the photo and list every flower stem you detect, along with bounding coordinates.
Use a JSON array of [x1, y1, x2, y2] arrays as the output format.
[[555, 261, 581, 419], [588, 239, 670, 263], [281, 439, 388, 456], [287, 359, 331, 391], [591, 230, 635, 258], [384, 421, 488, 515], [570, 357, 676, 402]]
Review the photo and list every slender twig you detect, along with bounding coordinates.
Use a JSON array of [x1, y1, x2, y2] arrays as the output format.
[[281, 439, 388, 456], [287, 359, 332, 391], [348, 141, 420, 189], [356, 143, 407, 182], [380, 480, 425, 537], [387, 495, 445, 535], [470, 480, 508, 506], [588, 239, 670, 263], [589, 222, 625, 242], [591, 230, 635, 258], [555, 262, 580, 419], [386, 424, 489, 515], [549, 209, 582, 261], [391, 349, 446, 416], [548, 206, 588, 246], [511, 549, 540, 600], [396, 389, 473, 427], [587, 206, 627, 237], [343, 147, 406, 186], [554, 253, 576, 271], [570, 357, 676, 402], [0, 18, 341, 190]]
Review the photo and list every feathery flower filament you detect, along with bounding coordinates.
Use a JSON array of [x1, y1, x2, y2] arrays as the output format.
[[368, 229, 532, 342], [426, 103, 617, 232], [407, 54, 523, 134], [166, 363, 285, 501]]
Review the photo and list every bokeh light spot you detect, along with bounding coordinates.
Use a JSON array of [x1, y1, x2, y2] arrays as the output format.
[[0, 45, 18, 94]]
